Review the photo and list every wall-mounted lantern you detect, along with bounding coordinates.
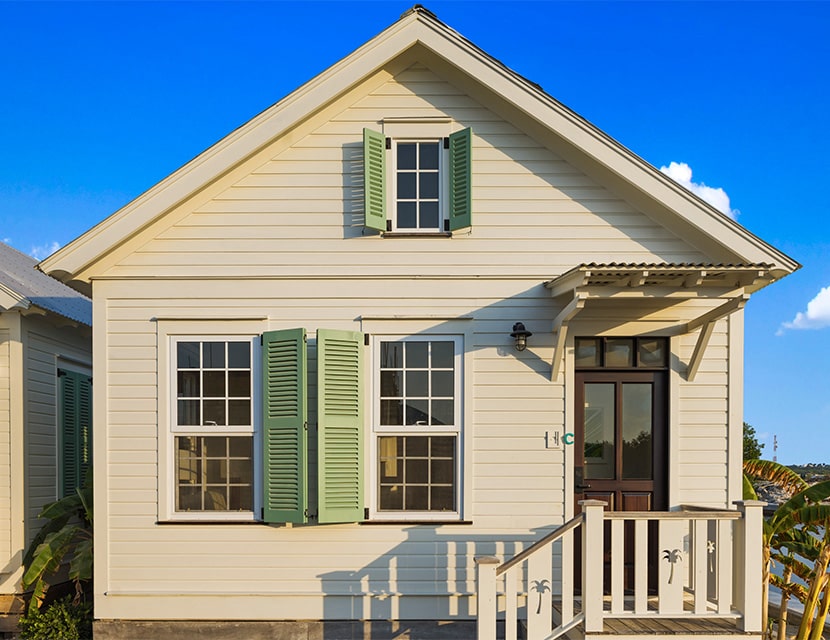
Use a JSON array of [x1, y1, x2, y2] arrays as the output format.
[[510, 322, 532, 352]]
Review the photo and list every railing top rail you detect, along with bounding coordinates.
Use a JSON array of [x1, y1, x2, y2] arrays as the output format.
[[604, 510, 741, 521], [496, 514, 583, 576]]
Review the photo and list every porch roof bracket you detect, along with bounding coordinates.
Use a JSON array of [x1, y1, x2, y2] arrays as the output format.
[[551, 294, 585, 382], [684, 294, 749, 381]]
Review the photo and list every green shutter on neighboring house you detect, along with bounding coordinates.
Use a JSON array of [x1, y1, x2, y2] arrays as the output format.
[[317, 329, 365, 523], [59, 369, 92, 497], [363, 128, 387, 232], [449, 127, 472, 231], [262, 329, 308, 523]]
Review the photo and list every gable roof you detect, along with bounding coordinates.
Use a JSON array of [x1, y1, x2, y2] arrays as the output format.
[[40, 5, 799, 286], [0, 242, 91, 325]]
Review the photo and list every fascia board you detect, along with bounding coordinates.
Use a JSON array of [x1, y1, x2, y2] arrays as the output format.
[[40, 13, 427, 282]]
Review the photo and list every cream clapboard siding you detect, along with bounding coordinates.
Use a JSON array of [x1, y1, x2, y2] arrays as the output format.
[[108, 64, 704, 278], [24, 316, 92, 544], [0, 325, 11, 578], [91, 64, 737, 619]]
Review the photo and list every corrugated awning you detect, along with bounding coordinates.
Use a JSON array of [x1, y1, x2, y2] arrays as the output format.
[[543, 263, 779, 381]]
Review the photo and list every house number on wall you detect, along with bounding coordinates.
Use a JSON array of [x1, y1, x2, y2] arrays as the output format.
[[546, 431, 574, 448]]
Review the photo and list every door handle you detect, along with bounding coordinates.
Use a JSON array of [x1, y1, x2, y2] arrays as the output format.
[[576, 483, 592, 490]]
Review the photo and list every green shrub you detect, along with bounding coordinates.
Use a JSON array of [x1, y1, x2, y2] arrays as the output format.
[[18, 596, 92, 640]]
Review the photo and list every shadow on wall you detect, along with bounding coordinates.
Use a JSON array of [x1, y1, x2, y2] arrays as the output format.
[[318, 525, 547, 638]]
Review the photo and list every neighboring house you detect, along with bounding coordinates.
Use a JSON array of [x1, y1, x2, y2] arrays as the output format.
[[0, 242, 91, 632], [40, 7, 797, 640]]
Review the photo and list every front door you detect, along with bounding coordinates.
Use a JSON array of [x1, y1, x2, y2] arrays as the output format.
[[572, 337, 669, 592], [574, 370, 667, 512]]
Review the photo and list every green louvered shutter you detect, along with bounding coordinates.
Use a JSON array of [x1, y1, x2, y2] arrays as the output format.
[[59, 371, 78, 498], [59, 370, 92, 497], [77, 375, 92, 487], [448, 127, 472, 231], [262, 329, 308, 523], [317, 329, 365, 523], [363, 128, 387, 232]]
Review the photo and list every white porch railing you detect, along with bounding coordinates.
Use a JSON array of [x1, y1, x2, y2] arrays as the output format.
[[476, 500, 765, 640]]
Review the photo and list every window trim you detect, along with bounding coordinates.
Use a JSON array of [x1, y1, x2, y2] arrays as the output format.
[[369, 333, 464, 522], [389, 138, 450, 233], [156, 319, 265, 522]]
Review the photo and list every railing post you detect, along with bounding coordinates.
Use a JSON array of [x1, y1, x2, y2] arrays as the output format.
[[476, 555, 500, 640], [734, 500, 765, 633], [581, 500, 606, 633]]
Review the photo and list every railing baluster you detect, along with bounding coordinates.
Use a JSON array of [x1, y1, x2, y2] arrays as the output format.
[[693, 518, 708, 613], [658, 518, 686, 615], [611, 518, 624, 614], [527, 541, 552, 639], [560, 528, 574, 625], [717, 518, 732, 614], [504, 566, 517, 640], [634, 519, 648, 615]]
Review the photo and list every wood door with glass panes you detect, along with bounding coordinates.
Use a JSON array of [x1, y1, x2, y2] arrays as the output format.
[[573, 337, 668, 591]]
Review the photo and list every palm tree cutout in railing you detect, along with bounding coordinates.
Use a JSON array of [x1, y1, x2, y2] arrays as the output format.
[[662, 549, 683, 584], [707, 540, 715, 572], [530, 579, 551, 614]]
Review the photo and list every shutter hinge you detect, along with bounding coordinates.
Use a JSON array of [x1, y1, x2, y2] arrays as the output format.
[[57, 369, 66, 377], [304, 421, 308, 431], [385, 137, 391, 150], [443, 219, 450, 232], [261, 507, 264, 520], [364, 333, 370, 346], [385, 220, 392, 232], [260, 335, 264, 345], [364, 507, 370, 520], [443, 136, 450, 149]]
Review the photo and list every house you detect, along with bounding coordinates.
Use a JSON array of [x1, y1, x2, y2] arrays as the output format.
[[39, 6, 797, 639], [0, 242, 92, 632]]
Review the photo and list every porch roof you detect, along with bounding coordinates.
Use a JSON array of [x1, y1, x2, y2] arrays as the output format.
[[543, 262, 779, 381]]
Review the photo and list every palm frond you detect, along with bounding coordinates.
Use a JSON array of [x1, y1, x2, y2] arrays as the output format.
[[744, 459, 808, 495]]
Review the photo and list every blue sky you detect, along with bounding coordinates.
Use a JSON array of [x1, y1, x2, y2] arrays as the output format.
[[1, 1, 827, 463]]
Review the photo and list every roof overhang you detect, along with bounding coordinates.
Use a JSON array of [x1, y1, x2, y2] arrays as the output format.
[[0, 283, 30, 312], [544, 263, 779, 381]]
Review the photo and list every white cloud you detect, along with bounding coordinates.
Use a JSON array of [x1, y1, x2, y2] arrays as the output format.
[[779, 286, 830, 333], [659, 161, 739, 220], [29, 241, 61, 261]]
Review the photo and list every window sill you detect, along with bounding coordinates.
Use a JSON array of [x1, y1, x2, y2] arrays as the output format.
[[360, 519, 472, 525], [381, 231, 452, 238], [156, 519, 262, 525]]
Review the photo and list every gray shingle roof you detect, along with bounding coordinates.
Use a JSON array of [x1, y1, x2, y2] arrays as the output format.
[[0, 243, 91, 326]]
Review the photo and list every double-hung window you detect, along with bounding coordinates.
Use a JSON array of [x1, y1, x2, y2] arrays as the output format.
[[372, 336, 462, 518], [363, 127, 471, 233], [173, 338, 255, 515]]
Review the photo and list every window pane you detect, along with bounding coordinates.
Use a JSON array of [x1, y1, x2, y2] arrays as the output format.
[[638, 338, 667, 367], [431, 399, 453, 426], [431, 458, 454, 483], [204, 488, 228, 510], [419, 172, 439, 199], [178, 486, 201, 511], [418, 201, 439, 229], [431, 371, 453, 397], [381, 370, 402, 397], [227, 342, 250, 369], [228, 437, 252, 458], [206, 459, 227, 483], [575, 338, 600, 368], [380, 485, 403, 510], [605, 338, 634, 368], [229, 459, 252, 484], [397, 172, 417, 199], [177, 400, 200, 426], [227, 370, 250, 397], [406, 436, 428, 457], [405, 486, 429, 510], [419, 142, 439, 169], [431, 486, 454, 511], [202, 342, 225, 368], [228, 399, 251, 426], [584, 383, 615, 480], [431, 436, 455, 458], [431, 341, 454, 368], [405, 458, 428, 483], [204, 436, 227, 457], [229, 486, 253, 511], [203, 371, 225, 397], [177, 342, 200, 368], [405, 342, 428, 368], [405, 399, 429, 425], [381, 342, 403, 368], [406, 370, 428, 397], [397, 202, 417, 228], [622, 383, 653, 479], [397, 143, 416, 169], [178, 371, 200, 398], [203, 400, 226, 426], [381, 399, 403, 425]]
